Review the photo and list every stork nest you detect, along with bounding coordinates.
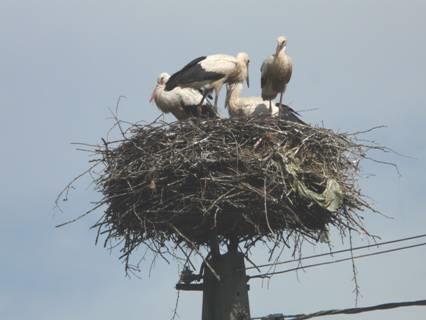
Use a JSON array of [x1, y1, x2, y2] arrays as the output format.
[[69, 116, 383, 257], [58, 116, 387, 269]]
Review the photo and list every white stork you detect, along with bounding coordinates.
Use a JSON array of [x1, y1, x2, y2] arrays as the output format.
[[226, 83, 279, 117], [261, 36, 293, 111], [225, 83, 304, 124], [164, 52, 250, 112], [149, 72, 216, 121]]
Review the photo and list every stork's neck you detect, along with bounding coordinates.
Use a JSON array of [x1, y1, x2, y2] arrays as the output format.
[[154, 84, 166, 99], [226, 85, 241, 111], [274, 50, 284, 60], [275, 43, 288, 59]]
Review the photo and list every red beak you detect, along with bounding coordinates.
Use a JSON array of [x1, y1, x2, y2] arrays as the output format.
[[149, 86, 157, 103]]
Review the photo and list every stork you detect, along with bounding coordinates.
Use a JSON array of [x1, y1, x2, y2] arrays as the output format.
[[225, 83, 304, 124], [164, 52, 250, 113], [261, 36, 293, 111], [149, 72, 216, 121]]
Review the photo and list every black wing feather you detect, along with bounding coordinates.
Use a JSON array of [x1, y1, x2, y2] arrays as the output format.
[[165, 56, 225, 91], [260, 75, 266, 89], [276, 103, 306, 124]]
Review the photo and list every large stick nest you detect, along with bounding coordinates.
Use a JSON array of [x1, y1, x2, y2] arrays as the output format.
[[85, 117, 378, 260]]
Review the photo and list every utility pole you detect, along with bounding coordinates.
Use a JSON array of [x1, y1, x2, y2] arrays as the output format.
[[201, 250, 250, 320], [176, 239, 251, 320]]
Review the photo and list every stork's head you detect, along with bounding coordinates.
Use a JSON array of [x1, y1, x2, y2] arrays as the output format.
[[236, 52, 250, 88], [157, 72, 171, 85], [275, 36, 288, 55], [150, 72, 170, 103]]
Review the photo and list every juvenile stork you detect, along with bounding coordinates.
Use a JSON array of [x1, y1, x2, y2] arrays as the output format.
[[225, 83, 304, 124], [261, 36, 293, 111], [164, 52, 250, 112], [150, 72, 216, 121]]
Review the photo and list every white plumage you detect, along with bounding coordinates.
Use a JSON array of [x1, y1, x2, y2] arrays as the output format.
[[150, 72, 215, 121], [225, 83, 279, 118], [165, 53, 250, 112], [261, 36, 293, 110], [226, 83, 305, 124]]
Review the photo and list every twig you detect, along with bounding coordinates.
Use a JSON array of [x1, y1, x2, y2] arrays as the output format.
[[170, 224, 221, 281], [169, 288, 181, 320], [349, 229, 361, 306]]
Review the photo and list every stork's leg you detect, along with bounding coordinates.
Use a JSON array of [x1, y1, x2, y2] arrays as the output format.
[[213, 92, 219, 114], [197, 105, 202, 118], [269, 99, 272, 113], [198, 90, 209, 107]]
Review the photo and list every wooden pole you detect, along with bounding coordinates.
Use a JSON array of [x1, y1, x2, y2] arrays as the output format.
[[201, 250, 251, 320]]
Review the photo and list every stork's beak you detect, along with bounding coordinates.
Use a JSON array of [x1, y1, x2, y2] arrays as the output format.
[[149, 85, 157, 103], [275, 45, 281, 57], [246, 73, 250, 88]]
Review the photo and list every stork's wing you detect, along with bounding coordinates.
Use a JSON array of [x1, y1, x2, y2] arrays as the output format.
[[165, 56, 208, 91], [165, 55, 232, 91], [260, 63, 265, 88], [199, 55, 238, 75], [282, 58, 293, 84], [260, 56, 273, 89], [179, 56, 207, 73]]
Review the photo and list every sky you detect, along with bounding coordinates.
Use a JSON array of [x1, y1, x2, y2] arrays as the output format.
[[1, 1, 426, 319]]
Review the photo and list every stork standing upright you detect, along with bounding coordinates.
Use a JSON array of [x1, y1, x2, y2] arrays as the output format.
[[149, 72, 216, 121], [164, 52, 250, 113], [261, 36, 293, 111], [225, 83, 305, 124]]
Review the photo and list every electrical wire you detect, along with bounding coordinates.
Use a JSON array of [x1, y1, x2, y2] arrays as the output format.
[[249, 242, 426, 279], [246, 233, 426, 270], [251, 300, 426, 320], [251, 299, 426, 320]]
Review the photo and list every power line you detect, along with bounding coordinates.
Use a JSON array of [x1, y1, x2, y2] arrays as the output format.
[[249, 242, 426, 279], [252, 299, 426, 320], [246, 233, 426, 270]]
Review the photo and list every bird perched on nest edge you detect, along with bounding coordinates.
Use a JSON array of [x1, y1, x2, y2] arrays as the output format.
[[261, 36, 293, 112]]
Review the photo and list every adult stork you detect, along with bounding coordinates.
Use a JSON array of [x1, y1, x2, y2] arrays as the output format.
[[164, 52, 250, 112], [225, 83, 304, 124], [150, 72, 216, 121], [261, 36, 293, 111]]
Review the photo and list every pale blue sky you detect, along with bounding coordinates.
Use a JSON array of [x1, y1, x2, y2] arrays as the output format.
[[1, 1, 426, 319]]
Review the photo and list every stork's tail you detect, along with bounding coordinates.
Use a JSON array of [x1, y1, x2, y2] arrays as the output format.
[[261, 82, 278, 101], [276, 103, 306, 124]]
